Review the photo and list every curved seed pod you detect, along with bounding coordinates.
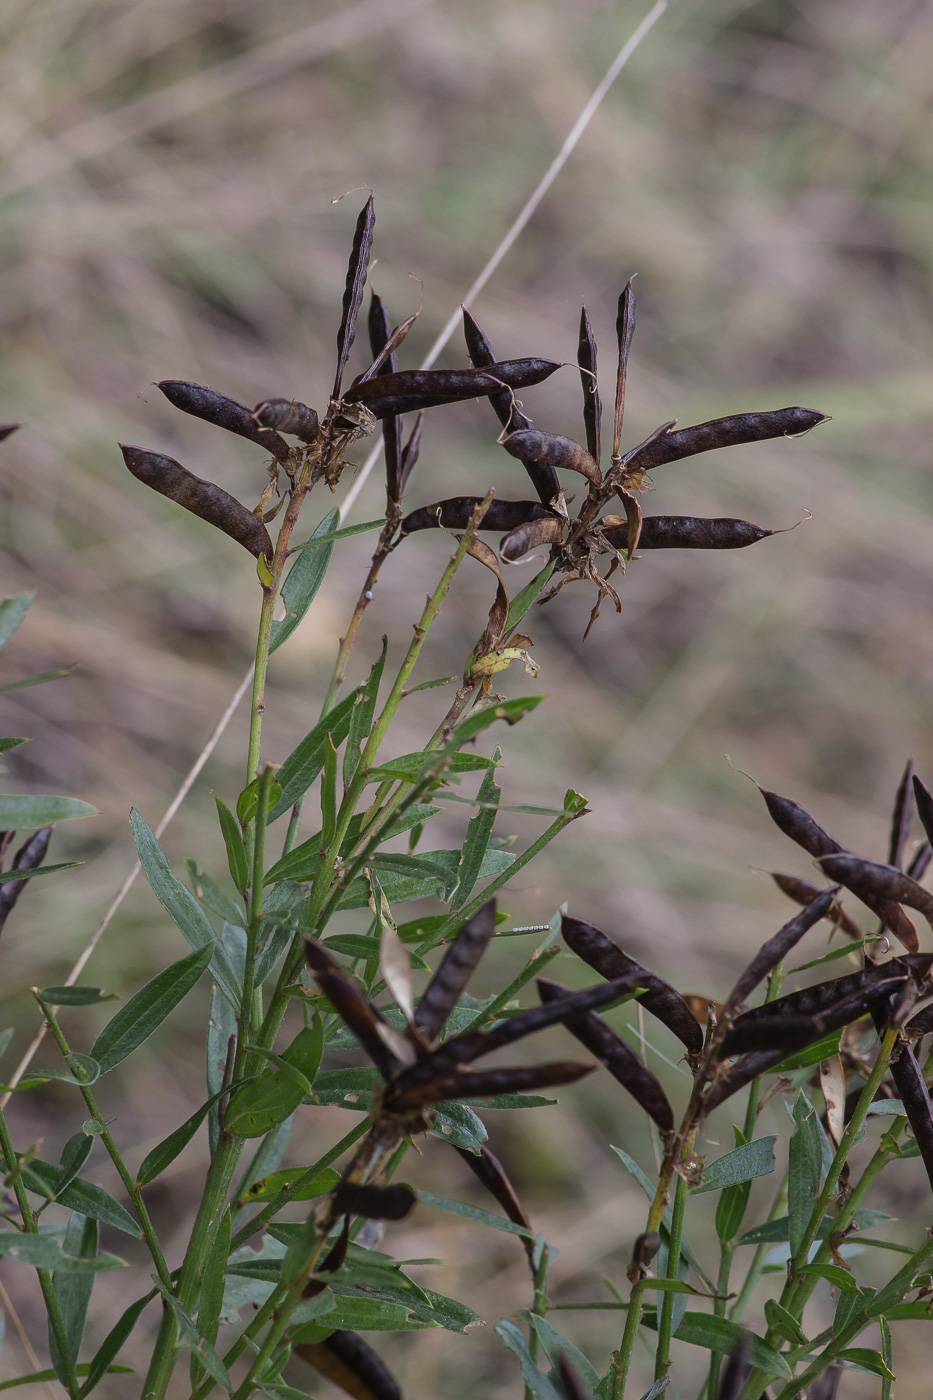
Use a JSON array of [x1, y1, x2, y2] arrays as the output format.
[[720, 978, 907, 1057], [295, 1330, 401, 1400], [157, 380, 289, 461], [500, 515, 564, 562], [0, 423, 20, 442], [400, 497, 551, 536], [722, 959, 932, 1044], [912, 774, 933, 846], [391, 1060, 596, 1112], [502, 430, 601, 488], [887, 1041, 933, 1191], [909, 842, 933, 883], [538, 977, 674, 1131], [561, 915, 703, 1053], [330, 1182, 416, 1221], [624, 406, 830, 472], [252, 398, 319, 443], [453, 1145, 533, 1260], [120, 446, 273, 560], [304, 937, 401, 1081], [397, 413, 424, 499], [759, 787, 917, 948], [578, 306, 601, 465], [343, 359, 561, 420], [889, 759, 915, 869], [603, 515, 774, 551], [415, 900, 497, 1041], [367, 292, 401, 502], [770, 873, 864, 939], [333, 195, 375, 399], [818, 853, 933, 928], [613, 278, 636, 461], [722, 887, 839, 1017], [0, 827, 52, 934]]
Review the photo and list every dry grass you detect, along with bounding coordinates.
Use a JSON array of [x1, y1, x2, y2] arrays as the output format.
[[3, 1, 933, 1395]]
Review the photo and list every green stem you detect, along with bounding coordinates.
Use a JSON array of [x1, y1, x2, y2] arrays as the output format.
[[613, 1279, 647, 1400], [707, 1241, 735, 1400], [655, 1167, 688, 1381], [525, 1243, 551, 1400]]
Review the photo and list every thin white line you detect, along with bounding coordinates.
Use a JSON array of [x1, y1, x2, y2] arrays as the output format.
[[339, 0, 667, 517]]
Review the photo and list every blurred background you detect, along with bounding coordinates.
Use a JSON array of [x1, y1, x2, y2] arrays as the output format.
[[2, 0, 933, 1394]]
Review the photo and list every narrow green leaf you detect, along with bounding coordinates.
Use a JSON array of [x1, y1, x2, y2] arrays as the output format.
[[90, 942, 213, 1075], [337, 846, 514, 910], [768, 1030, 842, 1074], [495, 1320, 564, 1400], [0, 1233, 125, 1272], [0, 736, 28, 753], [0, 667, 74, 695], [367, 751, 496, 782], [788, 1092, 821, 1257], [693, 1136, 776, 1195], [38, 987, 115, 1007], [0, 593, 34, 650], [406, 675, 456, 693], [224, 1027, 321, 1139], [528, 1315, 600, 1391], [56, 1134, 94, 1200], [21, 1160, 141, 1239], [190, 1207, 230, 1391], [320, 735, 338, 848], [0, 796, 96, 827], [836, 1348, 895, 1379], [50, 1213, 97, 1384], [714, 1127, 751, 1243], [800, 1263, 861, 1293], [671, 1313, 791, 1379], [451, 748, 501, 912], [0, 862, 81, 882], [430, 1103, 488, 1152], [505, 563, 556, 631], [136, 1077, 253, 1187], [213, 795, 248, 893], [415, 1190, 532, 1239], [269, 507, 339, 653], [880, 1314, 893, 1400], [236, 1166, 340, 1205], [289, 518, 383, 550], [207, 923, 244, 1155], [344, 636, 388, 786], [151, 1280, 232, 1392], [185, 861, 245, 929], [268, 689, 359, 821], [764, 1298, 808, 1346], [0, 1365, 134, 1392], [789, 937, 882, 973], [452, 695, 543, 742]]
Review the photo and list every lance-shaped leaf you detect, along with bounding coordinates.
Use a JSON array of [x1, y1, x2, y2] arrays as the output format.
[[500, 516, 564, 563], [367, 291, 402, 501], [330, 1182, 416, 1221], [393, 1060, 595, 1112], [253, 398, 319, 443], [561, 915, 703, 1053], [333, 195, 375, 399], [400, 497, 551, 536], [304, 937, 404, 1082], [453, 1144, 534, 1261], [578, 305, 601, 465], [612, 278, 636, 461], [887, 1041, 933, 1191], [625, 406, 829, 472], [889, 759, 915, 868], [759, 786, 917, 948], [462, 308, 558, 504], [157, 380, 289, 460], [415, 901, 497, 1041], [295, 1329, 401, 1400], [722, 887, 839, 1018], [770, 872, 864, 939], [342, 360, 560, 420], [819, 853, 933, 933], [0, 826, 52, 933], [502, 430, 601, 489], [537, 977, 674, 1131], [603, 515, 774, 551], [120, 446, 273, 560]]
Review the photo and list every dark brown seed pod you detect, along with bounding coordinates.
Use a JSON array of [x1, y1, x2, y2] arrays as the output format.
[[0, 423, 20, 442], [720, 979, 905, 1058], [715, 1347, 751, 1400], [537, 977, 674, 1131], [399, 497, 551, 537], [770, 873, 864, 939], [357, 311, 419, 386], [295, 1330, 401, 1400], [578, 305, 601, 466], [318, 1214, 352, 1274], [624, 406, 830, 472], [333, 195, 375, 399], [889, 759, 915, 869], [329, 1182, 416, 1221], [252, 398, 319, 444], [304, 937, 401, 1082], [0, 827, 52, 935], [453, 1145, 534, 1261], [603, 515, 774, 551], [817, 853, 933, 930], [561, 915, 703, 1053], [905, 1003, 933, 1037], [391, 1060, 596, 1112], [499, 516, 564, 563], [367, 292, 401, 502], [759, 788, 917, 947], [501, 430, 601, 488], [887, 1041, 933, 1192], [807, 1363, 842, 1400], [157, 380, 289, 461], [612, 278, 636, 462], [908, 842, 933, 884], [415, 901, 498, 1041], [397, 412, 424, 499], [120, 446, 273, 561], [722, 887, 839, 1017], [912, 775, 933, 848], [555, 1352, 591, 1400], [343, 360, 561, 420]]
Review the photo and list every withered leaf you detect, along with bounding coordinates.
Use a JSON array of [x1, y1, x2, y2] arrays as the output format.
[[359, 311, 418, 386], [820, 1055, 846, 1148], [157, 380, 289, 461], [120, 446, 273, 560], [502, 430, 601, 489], [330, 1182, 416, 1221], [769, 873, 864, 939], [253, 398, 319, 443], [624, 407, 830, 472], [398, 412, 424, 499], [295, 1330, 401, 1400], [561, 915, 703, 1053], [722, 886, 839, 1017], [538, 977, 674, 1131], [578, 305, 601, 465], [500, 516, 564, 563], [612, 278, 636, 462], [603, 515, 774, 551], [415, 901, 497, 1042], [333, 195, 376, 399], [400, 497, 550, 537], [343, 360, 560, 421], [889, 759, 915, 869]]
